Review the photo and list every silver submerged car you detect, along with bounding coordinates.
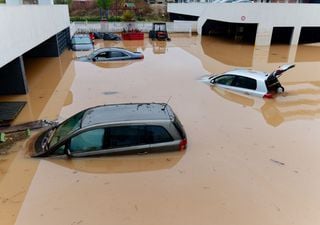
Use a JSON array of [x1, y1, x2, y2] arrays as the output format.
[[209, 64, 295, 98], [71, 34, 94, 51], [31, 103, 187, 158], [76, 47, 144, 62]]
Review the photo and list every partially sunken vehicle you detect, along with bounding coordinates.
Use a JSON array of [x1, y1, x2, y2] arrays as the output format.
[[31, 103, 187, 158], [76, 47, 144, 62], [209, 64, 295, 98]]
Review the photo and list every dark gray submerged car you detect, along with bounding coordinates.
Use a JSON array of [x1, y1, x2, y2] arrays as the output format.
[[76, 47, 144, 62], [32, 103, 187, 158]]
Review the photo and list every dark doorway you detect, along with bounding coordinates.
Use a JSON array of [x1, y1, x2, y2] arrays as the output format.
[[299, 27, 320, 44], [271, 27, 294, 45], [202, 20, 257, 44]]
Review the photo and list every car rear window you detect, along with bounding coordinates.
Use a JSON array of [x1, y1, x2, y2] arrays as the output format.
[[72, 37, 92, 45], [145, 126, 173, 144]]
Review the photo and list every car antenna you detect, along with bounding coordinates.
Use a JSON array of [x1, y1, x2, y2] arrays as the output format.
[[161, 96, 172, 110]]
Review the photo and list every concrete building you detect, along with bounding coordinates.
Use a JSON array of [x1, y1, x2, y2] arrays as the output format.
[[167, 2, 320, 46], [0, 1, 70, 95]]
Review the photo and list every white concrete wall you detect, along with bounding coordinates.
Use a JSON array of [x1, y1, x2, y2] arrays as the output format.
[[0, 5, 70, 68], [168, 3, 320, 45]]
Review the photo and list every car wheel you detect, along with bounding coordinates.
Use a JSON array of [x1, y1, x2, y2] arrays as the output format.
[[277, 86, 285, 93]]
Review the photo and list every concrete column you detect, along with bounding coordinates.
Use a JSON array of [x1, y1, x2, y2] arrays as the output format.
[[197, 16, 207, 35], [290, 26, 301, 45], [5, 0, 23, 5], [255, 24, 273, 46], [0, 56, 28, 95], [38, 0, 54, 4]]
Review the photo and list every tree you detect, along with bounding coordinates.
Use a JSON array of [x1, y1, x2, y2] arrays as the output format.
[[97, 0, 114, 20]]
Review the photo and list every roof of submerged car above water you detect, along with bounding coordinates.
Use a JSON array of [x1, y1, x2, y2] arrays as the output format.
[[209, 64, 295, 81], [81, 103, 176, 127], [76, 47, 144, 62]]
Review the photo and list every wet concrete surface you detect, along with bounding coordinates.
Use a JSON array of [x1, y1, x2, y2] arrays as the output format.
[[2, 35, 320, 225]]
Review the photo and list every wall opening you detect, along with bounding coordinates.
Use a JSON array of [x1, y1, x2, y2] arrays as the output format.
[[169, 13, 199, 21], [299, 27, 320, 44], [271, 27, 294, 45], [202, 20, 257, 44]]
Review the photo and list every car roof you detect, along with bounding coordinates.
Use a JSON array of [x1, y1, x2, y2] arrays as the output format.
[[93, 47, 132, 54], [81, 103, 174, 128], [222, 69, 268, 81]]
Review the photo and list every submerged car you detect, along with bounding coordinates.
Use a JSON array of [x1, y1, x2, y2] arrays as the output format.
[[31, 103, 187, 158], [209, 64, 295, 98], [71, 34, 94, 51], [93, 32, 121, 41], [76, 47, 144, 62]]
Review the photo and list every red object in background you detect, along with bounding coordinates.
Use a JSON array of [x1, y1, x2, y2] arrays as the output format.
[[121, 32, 144, 40], [89, 33, 95, 40]]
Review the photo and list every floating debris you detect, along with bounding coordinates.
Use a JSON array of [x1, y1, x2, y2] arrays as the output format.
[[270, 159, 285, 166]]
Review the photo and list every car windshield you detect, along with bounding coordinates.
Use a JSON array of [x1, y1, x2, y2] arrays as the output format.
[[49, 111, 85, 148], [72, 37, 91, 45]]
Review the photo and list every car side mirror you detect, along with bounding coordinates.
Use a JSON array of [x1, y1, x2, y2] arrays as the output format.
[[92, 57, 96, 62], [210, 78, 216, 84]]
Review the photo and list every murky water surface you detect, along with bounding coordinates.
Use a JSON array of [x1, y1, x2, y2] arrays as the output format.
[[2, 36, 320, 225]]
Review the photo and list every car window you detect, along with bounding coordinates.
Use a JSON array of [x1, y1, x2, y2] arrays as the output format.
[[145, 126, 173, 144], [96, 52, 110, 59], [106, 126, 146, 148], [70, 129, 105, 153], [232, 76, 257, 90], [49, 111, 85, 148], [110, 51, 128, 58], [72, 37, 91, 45], [214, 75, 235, 86]]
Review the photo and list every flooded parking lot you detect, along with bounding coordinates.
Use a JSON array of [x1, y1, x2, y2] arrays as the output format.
[[2, 35, 320, 225]]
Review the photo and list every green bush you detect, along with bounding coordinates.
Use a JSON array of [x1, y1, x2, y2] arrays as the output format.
[[70, 16, 101, 22], [121, 10, 135, 22], [108, 16, 122, 22]]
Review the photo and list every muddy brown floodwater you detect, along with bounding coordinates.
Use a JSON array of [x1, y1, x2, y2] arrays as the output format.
[[1, 35, 320, 225]]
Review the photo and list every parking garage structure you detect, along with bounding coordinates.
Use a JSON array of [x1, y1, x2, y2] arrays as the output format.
[[0, 5, 70, 95], [167, 3, 320, 46]]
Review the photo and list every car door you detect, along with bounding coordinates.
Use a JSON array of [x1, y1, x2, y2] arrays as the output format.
[[67, 128, 106, 157], [268, 64, 295, 78], [94, 51, 111, 61], [108, 51, 131, 61], [211, 74, 236, 91], [230, 75, 258, 96]]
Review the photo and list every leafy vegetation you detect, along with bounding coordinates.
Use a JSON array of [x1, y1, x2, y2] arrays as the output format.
[[69, 0, 168, 22]]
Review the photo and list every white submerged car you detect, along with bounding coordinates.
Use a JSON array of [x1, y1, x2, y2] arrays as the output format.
[[209, 64, 295, 98]]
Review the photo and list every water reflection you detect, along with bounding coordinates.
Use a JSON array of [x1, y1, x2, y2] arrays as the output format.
[[295, 44, 320, 62], [94, 39, 147, 53], [211, 83, 320, 127], [0, 51, 75, 124], [47, 152, 184, 174], [200, 36, 254, 67], [268, 45, 290, 63], [92, 60, 137, 69], [151, 40, 167, 54]]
